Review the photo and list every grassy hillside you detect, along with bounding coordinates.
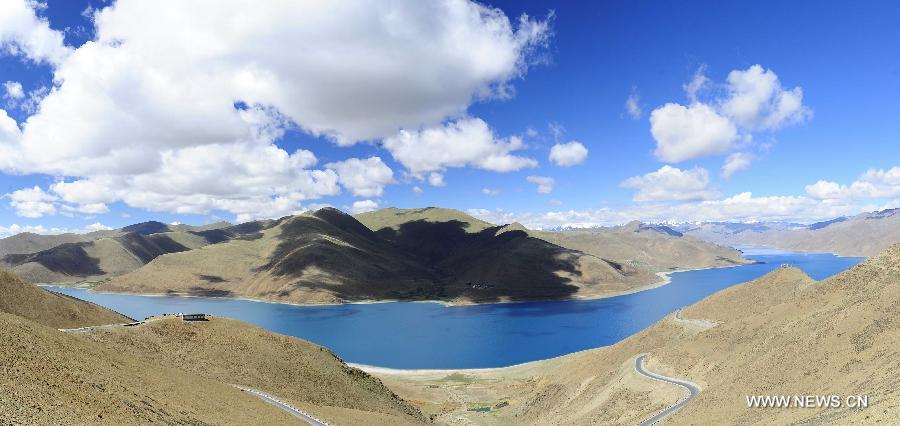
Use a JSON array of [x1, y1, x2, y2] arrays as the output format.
[[0, 269, 130, 328], [81, 316, 427, 425], [376, 244, 900, 424], [355, 207, 494, 234], [1, 222, 256, 284], [100, 208, 657, 304]]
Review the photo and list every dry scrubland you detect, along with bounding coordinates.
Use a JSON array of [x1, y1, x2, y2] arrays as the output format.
[[98, 207, 749, 305], [0, 272, 428, 424], [374, 244, 900, 424]]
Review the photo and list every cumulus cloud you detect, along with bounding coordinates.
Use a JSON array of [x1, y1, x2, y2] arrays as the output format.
[[0, 0, 71, 65], [325, 157, 394, 197], [649, 65, 808, 163], [3, 81, 24, 100], [721, 65, 811, 131], [0, 0, 550, 220], [721, 152, 754, 178], [350, 199, 379, 214], [7, 186, 57, 218], [624, 89, 642, 119], [621, 165, 719, 202], [383, 118, 537, 177], [428, 172, 446, 187], [482, 188, 500, 196], [549, 141, 588, 167], [412, 186, 423, 195], [805, 167, 900, 200], [650, 103, 737, 163], [526, 175, 554, 193]]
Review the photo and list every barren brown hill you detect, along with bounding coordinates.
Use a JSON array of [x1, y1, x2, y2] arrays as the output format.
[[80, 316, 427, 425], [530, 220, 751, 272], [99, 207, 661, 304], [0, 269, 130, 328], [374, 244, 900, 424], [0, 312, 303, 424]]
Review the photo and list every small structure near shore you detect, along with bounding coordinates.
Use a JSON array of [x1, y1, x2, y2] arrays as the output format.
[[181, 313, 208, 321]]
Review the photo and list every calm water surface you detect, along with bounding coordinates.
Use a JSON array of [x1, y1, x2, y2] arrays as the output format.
[[46, 250, 861, 369]]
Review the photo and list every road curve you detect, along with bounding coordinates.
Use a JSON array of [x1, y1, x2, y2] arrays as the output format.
[[634, 353, 700, 426], [232, 385, 328, 426]]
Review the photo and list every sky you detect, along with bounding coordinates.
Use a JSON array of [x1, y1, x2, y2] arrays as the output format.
[[0, 0, 899, 236]]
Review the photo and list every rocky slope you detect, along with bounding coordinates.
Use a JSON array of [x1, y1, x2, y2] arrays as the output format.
[[376, 243, 900, 424]]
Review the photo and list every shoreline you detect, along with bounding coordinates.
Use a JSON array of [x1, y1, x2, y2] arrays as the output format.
[[39, 260, 748, 309]]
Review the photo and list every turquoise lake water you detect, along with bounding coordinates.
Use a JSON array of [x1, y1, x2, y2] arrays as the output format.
[[46, 250, 861, 369]]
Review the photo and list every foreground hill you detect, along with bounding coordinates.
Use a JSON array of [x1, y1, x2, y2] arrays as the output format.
[[0, 313, 299, 424], [80, 316, 426, 425], [682, 208, 900, 256], [0, 266, 424, 424], [0, 221, 249, 284], [375, 243, 900, 424], [0, 269, 130, 328], [100, 208, 653, 304]]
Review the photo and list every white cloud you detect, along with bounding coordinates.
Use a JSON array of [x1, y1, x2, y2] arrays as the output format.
[[412, 186, 423, 195], [350, 199, 379, 214], [3, 81, 24, 99], [0, 0, 549, 221], [721, 152, 754, 178], [650, 103, 737, 163], [624, 89, 642, 119], [721, 65, 811, 131], [649, 65, 808, 163], [383, 118, 537, 177], [482, 188, 500, 196], [526, 175, 554, 193], [468, 192, 864, 229], [0, 0, 71, 65], [805, 167, 900, 200], [683, 65, 709, 103], [621, 165, 719, 202], [0, 222, 112, 238], [549, 141, 588, 167], [427, 172, 446, 187], [7, 185, 57, 218], [325, 157, 394, 197]]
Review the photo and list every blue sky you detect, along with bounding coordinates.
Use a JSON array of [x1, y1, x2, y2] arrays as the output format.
[[1, 0, 899, 234]]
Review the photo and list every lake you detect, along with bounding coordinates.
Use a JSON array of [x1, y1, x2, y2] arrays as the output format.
[[45, 250, 861, 369]]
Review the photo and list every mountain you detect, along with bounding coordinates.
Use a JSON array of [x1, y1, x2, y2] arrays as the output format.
[[0, 269, 130, 328], [528, 220, 750, 272], [376, 243, 900, 424], [98, 207, 655, 304], [0, 267, 424, 424], [682, 208, 900, 256], [0, 229, 118, 258], [0, 221, 249, 283]]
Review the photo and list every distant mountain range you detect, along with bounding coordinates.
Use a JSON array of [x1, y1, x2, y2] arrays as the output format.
[[1, 206, 749, 304], [676, 207, 900, 256]]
